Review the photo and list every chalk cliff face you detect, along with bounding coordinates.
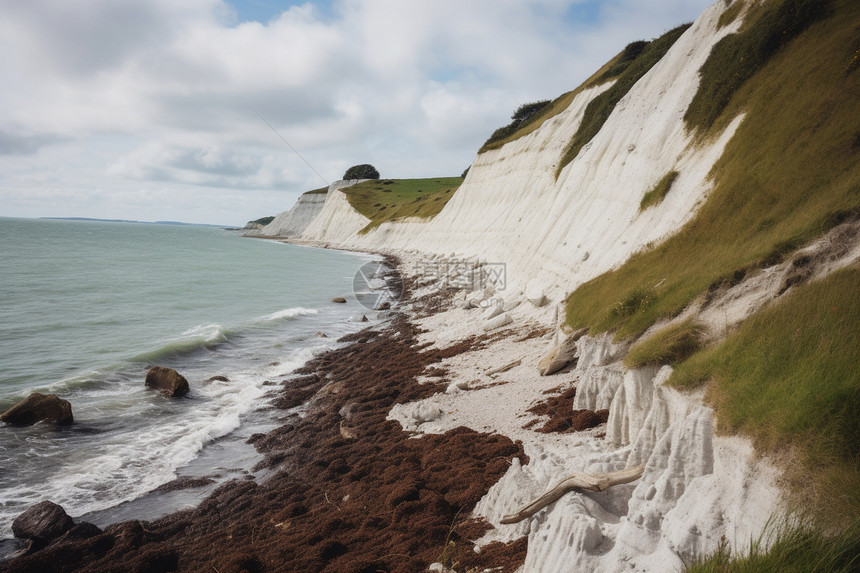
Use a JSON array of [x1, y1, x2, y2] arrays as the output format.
[[283, 0, 741, 305], [258, 189, 328, 237]]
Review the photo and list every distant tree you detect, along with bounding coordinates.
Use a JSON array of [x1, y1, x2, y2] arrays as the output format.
[[343, 164, 380, 180]]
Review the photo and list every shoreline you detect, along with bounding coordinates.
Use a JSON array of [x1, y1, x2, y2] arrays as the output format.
[[1, 266, 534, 573]]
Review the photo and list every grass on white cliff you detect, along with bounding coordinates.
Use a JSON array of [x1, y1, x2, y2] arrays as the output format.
[[623, 319, 706, 368], [639, 171, 679, 211], [302, 186, 328, 195], [339, 177, 462, 234], [564, 0, 860, 527], [565, 0, 860, 340], [555, 23, 691, 179], [686, 518, 860, 572], [672, 265, 860, 526], [477, 36, 662, 154]]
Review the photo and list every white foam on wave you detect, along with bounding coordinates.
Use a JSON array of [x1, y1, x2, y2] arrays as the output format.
[[179, 323, 226, 342], [263, 307, 319, 321]]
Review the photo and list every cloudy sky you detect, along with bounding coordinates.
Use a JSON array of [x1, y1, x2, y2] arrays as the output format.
[[0, 0, 714, 225]]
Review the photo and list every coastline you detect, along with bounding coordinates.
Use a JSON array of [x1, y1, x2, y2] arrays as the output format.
[[2, 237, 788, 572], [1, 259, 533, 573]]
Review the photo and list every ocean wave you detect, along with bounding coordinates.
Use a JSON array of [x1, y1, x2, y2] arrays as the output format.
[[262, 307, 318, 322], [130, 324, 228, 363]]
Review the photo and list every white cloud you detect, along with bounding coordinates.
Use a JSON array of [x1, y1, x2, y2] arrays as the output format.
[[0, 0, 715, 224]]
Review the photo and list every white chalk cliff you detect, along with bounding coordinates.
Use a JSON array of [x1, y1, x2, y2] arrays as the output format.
[[267, 1, 793, 571], [258, 189, 328, 237]]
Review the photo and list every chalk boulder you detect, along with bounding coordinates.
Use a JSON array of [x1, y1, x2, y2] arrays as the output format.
[[538, 327, 589, 376], [0, 393, 73, 426], [145, 366, 190, 397], [484, 313, 512, 332], [12, 501, 74, 543]]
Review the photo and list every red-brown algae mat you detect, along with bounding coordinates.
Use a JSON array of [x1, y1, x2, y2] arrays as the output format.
[[1, 316, 527, 573], [524, 387, 608, 434]]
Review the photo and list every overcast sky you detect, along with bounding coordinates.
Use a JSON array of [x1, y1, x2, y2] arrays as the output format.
[[0, 0, 714, 225]]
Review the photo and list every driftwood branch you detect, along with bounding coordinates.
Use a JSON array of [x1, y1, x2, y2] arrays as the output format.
[[486, 359, 523, 377], [499, 465, 645, 525]]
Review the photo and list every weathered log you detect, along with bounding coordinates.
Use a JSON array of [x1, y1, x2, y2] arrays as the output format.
[[499, 465, 645, 525]]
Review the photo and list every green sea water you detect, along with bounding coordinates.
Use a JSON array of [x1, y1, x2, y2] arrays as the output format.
[[0, 217, 376, 537]]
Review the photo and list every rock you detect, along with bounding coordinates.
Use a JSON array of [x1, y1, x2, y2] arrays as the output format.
[[145, 366, 190, 397], [12, 501, 74, 543], [0, 393, 73, 426], [350, 314, 369, 323], [525, 284, 547, 307], [331, 297, 347, 303], [376, 301, 391, 311], [445, 380, 470, 394], [482, 304, 504, 320], [537, 327, 589, 376], [315, 331, 328, 338], [483, 313, 512, 332], [54, 522, 102, 544], [206, 375, 229, 383]]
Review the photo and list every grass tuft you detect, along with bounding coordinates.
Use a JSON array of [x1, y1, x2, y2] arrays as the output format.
[[624, 319, 706, 368], [303, 186, 328, 195], [555, 23, 691, 179], [640, 171, 679, 211], [717, 0, 746, 30], [339, 177, 462, 234], [686, 519, 860, 572]]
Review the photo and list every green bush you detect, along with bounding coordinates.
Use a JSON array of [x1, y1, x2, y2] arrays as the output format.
[[481, 100, 551, 149], [343, 164, 380, 180], [556, 24, 691, 178], [593, 40, 649, 83]]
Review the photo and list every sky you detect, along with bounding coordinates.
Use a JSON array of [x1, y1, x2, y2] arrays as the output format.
[[0, 0, 715, 225]]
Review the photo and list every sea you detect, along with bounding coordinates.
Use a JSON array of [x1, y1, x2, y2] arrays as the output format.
[[0, 217, 381, 542]]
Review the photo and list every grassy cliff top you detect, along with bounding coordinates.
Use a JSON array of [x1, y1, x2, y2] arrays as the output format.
[[340, 177, 462, 234]]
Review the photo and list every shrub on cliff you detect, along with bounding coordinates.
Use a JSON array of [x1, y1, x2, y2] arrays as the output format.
[[343, 164, 380, 180], [481, 100, 551, 150]]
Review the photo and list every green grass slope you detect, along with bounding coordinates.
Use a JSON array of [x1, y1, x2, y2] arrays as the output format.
[[340, 177, 462, 234]]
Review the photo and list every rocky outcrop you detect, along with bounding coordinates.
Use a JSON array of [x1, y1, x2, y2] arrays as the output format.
[[0, 393, 73, 426], [12, 502, 74, 543], [145, 366, 190, 397]]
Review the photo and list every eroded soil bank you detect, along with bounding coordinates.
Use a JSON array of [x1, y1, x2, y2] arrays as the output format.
[[2, 308, 528, 573]]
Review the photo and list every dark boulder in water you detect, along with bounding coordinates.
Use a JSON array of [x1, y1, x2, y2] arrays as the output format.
[[145, 366, 190, 397], [331, 297, 347, 303], [12, 501, 74, 543], [0, 393, 73, 426]]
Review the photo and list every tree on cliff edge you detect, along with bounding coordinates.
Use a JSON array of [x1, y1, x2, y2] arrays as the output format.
[[343, 164, 380, 180]]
